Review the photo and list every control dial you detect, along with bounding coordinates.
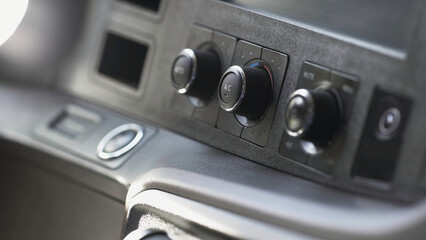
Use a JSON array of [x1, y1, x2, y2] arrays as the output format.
[[284, 88, 341, 147], [218, 64, 272, 120], [171, 48, 221, 102]]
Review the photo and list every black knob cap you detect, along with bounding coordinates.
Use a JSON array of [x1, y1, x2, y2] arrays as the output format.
[[171, 48, 221, 102], [284, 89, 341, 146], [218, 65, 272, 120]]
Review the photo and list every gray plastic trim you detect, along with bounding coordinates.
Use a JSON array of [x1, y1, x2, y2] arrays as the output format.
[[126, 168, 426, 240]]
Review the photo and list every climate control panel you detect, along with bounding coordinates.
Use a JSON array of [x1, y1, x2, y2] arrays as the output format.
[[170, 25, 288, 147], [164, 23, 417, 201]]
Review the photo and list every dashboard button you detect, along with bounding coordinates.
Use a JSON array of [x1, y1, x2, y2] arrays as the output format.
[[377, 107, 401, 139], [284, 88, 341, 147], [297, 61, 330, 89], [285, 95, 308, 133], [216, 110, 243, 136], [97, 123, 143, 160], [219, 71, 242, 104], [172, 55, 193, 89], [171, 48, 221, 102], [261, 48, 289, 101], [232, 40, 261, 66], [212, 31, 237, 68], [187, 25, 213, 49], [218, 65, 272, 120]]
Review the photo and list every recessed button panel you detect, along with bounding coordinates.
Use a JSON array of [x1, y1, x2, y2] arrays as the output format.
[[280, 61, 358, 173], [171, 27, 289, 146], [352, 87, 412, 182]]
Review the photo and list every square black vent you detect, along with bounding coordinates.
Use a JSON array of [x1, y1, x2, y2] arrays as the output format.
[[98, 33, 148, 89]]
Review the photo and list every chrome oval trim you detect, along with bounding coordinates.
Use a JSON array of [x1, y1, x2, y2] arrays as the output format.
[[97, 123, 144, 160]]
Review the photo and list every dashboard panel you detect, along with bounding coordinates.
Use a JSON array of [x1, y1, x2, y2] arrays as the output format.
[[63, 0, 426, 202], [1, 0, 426, 239]]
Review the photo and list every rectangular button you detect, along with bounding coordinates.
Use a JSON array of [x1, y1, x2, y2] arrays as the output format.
[[279, 135, 309, 164], [330, 70, 359, 128], [261, 48, 289, 102], [241, 102, 277, 147], [297, 61, 330, 89], [169, 92, 193, 117], [232, 40, 262, 66], [216, 110, 243, 137], [187, 25, 213, 49], [212, 31, 237, 69], [193, 101, 220, 126]]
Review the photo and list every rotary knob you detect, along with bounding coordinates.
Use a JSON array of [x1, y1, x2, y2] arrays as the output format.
[[218, 65, 272, 120], [171, 48, 221, 102], [284, 89, 341, 147]]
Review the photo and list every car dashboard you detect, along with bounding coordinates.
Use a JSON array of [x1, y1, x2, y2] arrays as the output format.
[[1, 0, 426, 239]]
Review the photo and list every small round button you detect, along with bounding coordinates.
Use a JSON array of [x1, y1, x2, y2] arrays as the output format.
[[284, 88, 341, 147], [377, 107, 401, 139], [285, 96, 309, 133], [171, 48, 221, 102], [218, 64, 272, 120], [219, 72, 242, 105], [172, 56, 193, 89], [97, 123, 143, 160]]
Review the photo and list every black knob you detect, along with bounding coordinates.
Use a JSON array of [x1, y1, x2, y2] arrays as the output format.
[[284, 89, 341, 147], [171, 48, 221, 102], [218, 65, 272, 120]]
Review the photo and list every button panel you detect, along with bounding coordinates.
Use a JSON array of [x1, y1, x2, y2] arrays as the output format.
[[170, 25, 289, 146], [280, 61, 358, 173], [216, 41, 288, 146]]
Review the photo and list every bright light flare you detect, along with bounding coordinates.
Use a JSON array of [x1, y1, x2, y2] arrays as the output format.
[[0, 0, 28, 46]]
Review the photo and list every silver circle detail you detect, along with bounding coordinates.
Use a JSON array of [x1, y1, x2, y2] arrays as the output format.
[[97, 123, 143, 160], [378, 107, 401, 137], [284, 89, 315, 137], [173, 48, 197, 94], [218, 65, 246, 112]]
